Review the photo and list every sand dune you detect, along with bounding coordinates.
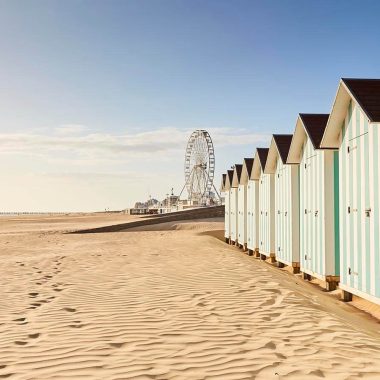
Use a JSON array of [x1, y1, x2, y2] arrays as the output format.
[[1, 215, 380, 379]]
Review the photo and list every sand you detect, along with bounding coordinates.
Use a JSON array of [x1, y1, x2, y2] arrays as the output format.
[[1, 214, 380, 379]]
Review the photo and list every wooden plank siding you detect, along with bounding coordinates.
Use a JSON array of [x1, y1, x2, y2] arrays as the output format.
[[321, 79, 380, 304]]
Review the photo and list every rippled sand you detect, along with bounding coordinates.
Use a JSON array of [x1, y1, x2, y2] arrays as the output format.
[[1, 215, 380, 379]]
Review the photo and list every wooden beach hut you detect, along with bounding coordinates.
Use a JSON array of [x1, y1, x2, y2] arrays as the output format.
[[321, 78, 380, 303], [252, 148, 275, 262], [224, 170, 234, 243], [230, 164, 243, 245], [238, 158, 254, 251], [265, 135, 300, 272], [246, 158, 259, 257], [287, 114, 340, 290]]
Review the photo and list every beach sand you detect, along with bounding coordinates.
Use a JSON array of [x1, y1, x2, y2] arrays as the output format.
[[1, 214, 380, 379]]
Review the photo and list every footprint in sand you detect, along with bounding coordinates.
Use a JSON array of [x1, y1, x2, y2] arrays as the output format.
[[264, 341, 276, 350], [69, 321, 83, 328], [13, 317, 27, 325], [109, 342, 125, 348], [28, 333, 40, 339], [63, 307, 76, 313], [28, 292, 39, 298], [14, 341, 27, 346]]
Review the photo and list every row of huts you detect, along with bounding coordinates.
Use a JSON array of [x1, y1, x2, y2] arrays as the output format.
[[221, 78, 380, 306]]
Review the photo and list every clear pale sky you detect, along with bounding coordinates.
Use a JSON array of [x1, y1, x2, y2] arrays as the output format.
[[0, 0, 379, 212]]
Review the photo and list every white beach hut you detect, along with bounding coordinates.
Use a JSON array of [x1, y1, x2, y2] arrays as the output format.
[[230, 164, 243, 245], [252, 148, 275, 262], [287, 114, 340, 290], [241, 158, 255, 255], [321, 78, 380, 303], [224, 170, 234, 243], [237, 158, 254, 251], [246, 158, 259, 257], [265, 135, 300, 272]]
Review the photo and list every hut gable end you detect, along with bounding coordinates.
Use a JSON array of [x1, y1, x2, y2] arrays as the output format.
[[252, 148, 269, 180], [265, 134, 293, 174], [322, 78, 380, 148], [241, 158, 254, 185], [232, 164, 243, 188]]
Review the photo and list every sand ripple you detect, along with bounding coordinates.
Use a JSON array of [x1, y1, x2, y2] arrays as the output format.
[[0, 220, 380, 379]]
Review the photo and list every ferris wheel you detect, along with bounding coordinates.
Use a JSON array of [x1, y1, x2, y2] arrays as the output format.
[[181, 130, 217, 205]]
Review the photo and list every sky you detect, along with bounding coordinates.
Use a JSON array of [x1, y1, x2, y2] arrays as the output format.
[[0, 0, 380, 212]]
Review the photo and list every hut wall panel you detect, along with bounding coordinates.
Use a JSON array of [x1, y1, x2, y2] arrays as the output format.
[[224, 190, 230, 239], [247, 180, 259, 251], [339, 100, 380, 304], [238, 184, 247, 245], [259, 173, 275, 256], [299, 137, 339, 280], [275, 159, 300, 266], [230, 188, 238, 242]]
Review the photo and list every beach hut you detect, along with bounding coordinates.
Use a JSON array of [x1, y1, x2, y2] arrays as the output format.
[[265, 135, 300, 272], [245, 158, 259, 257], [230, 164, 243, 245], [224, 170, 234, 243], [321, 78, 380, 303], [238, 158, 254, 251], [287, 114, 340, 290], [252, 148, 275, 262]]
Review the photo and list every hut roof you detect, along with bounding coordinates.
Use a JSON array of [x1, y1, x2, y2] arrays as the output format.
[[273, 134, 293, 163], [240, 158, 254, 184], [343, 78, 380, 122], [287, 114, 330, 164], [299, 114, 329, 150], [220, 173, 227, 192], [257, 148, 269, 169], [232, 164, 243, 187], [265, 134, 293, 174], [224, 169, 234, 190], [321, 78, 380, 148]]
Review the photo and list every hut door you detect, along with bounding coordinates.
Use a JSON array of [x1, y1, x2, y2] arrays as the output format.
[[306, 153, 318, 272], [347, 132, 369, 290]]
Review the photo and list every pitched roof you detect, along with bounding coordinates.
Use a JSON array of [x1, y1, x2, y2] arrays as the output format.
[[257, 148, 269, 169], [227, 169, 234, 185], [342, 78, 380, 122], [299, 113, 329, 149], [273, 134, 292, 163], [235, 164, 243, 182], [220, 174, 226, 191], [243, 158, 254, 178]]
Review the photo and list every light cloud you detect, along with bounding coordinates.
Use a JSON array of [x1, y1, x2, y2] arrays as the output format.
[[0, 126, 270, 160], [54, 124, 90, 136], [0, 125, 270, 211]]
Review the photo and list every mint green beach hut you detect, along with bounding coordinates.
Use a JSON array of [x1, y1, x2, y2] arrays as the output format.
[[321, 78, 380, 303], [252, 148, 276, 261], [265, 135, 300, 272], [224, 170, 234, 243], [287, 114, 340, 290], [230, 164, 243, 244]]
